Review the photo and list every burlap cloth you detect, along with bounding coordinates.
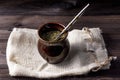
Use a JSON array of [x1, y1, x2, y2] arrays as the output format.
[[6, 27, 115, 78]]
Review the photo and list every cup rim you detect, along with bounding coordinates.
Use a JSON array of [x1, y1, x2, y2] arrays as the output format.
[[38, 22, 68, 43]]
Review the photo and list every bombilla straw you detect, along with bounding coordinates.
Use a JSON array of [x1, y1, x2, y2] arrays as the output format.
[[55, 3, 90, 41]]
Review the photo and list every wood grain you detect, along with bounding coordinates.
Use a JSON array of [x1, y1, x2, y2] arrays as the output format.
[[0, 0, 119, 15], [0, 0, 120, 80], [0, 15, 120, 80]]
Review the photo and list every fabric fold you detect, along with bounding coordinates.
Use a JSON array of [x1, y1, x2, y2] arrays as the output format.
[[6, 28, 112, 78]]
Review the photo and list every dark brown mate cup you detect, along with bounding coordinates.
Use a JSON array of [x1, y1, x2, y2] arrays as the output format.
[[38, 23, 69, 64]]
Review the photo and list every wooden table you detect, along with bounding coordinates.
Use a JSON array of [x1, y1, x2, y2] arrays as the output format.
[[0, 0, 120, 80]]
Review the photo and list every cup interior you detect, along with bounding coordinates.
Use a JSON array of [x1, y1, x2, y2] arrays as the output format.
[[38, 23, 68, 42]]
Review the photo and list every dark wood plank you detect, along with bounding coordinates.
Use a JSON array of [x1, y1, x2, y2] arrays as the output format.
[[0, 0, 119, 15], [0, 0, 119, 79], [0, 15, 120, 33], [0, 15, 120, 79]]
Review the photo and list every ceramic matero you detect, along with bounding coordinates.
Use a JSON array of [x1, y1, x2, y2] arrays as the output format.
[[38, 23, 70, 64]]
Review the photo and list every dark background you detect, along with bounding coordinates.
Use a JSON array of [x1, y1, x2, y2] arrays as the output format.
[[0, 0, 120, 15], [0, 0, 120, 80]]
